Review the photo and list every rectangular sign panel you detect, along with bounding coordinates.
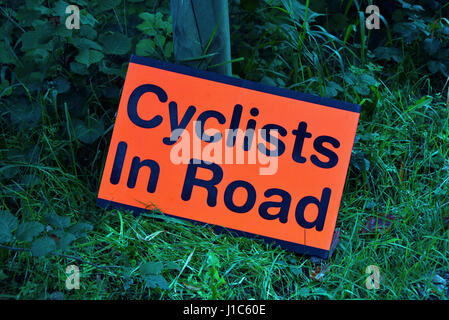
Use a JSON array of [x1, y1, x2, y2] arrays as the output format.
[[97, 55, 360, 258]]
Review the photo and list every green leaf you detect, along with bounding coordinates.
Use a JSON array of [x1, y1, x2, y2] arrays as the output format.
[[72, 38, 103, 51], [99, 32, 131, 55], [393, 22, 421, 44], [140, 261, 163, 275], [0, 80, 13, 97], [75, 49, 104, 67], [354, 84, 370, 96], [56, 233, 76, 250], [99, 60, 122, 76], [0, 270, 7, 281], [54, 24, 73, 37], [397, 0, 424, 11], [165, 261, 181, 271], [280, 0, 322, 22], [79, 10, 98, 27], [343, 73, 356, 85], [16, 222, 44, 242], [163, 42, 174, 58], [145, 274, 168, 289], [260, 75, 277, 87], [45, 212, 70, 229], [69, 222, 93, 237], [10, 101, 42, 129], [136, 39, 156, 57], [53, 0, 71, 17], [70, 62, 89, 75], [289, 265, 302, 277], [80, 25, 98, 40], [153, 34, 167, 49], [423, 38, 440, 56], [299, 287, 310, 297], [0, 41, 16, 64], [73, 118, 105, 144], [20, 31, 41, 50], [137, 12, 170, 36], [360, 74, 379, 87], [0, 211, 18, 230], [95, 0, 121, 13], [427, 61, 446, 75], [373, 47, 403, 63], [19, 29, 52, 51], [31, 236, 56, 257], [16, 8, 42, 27], [324, 81, 343, 98], [0, 211, 18, 243], [53, 76, 71, 94]]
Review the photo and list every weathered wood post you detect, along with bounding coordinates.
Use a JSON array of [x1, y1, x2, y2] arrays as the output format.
[[170, 0, 232, 76]]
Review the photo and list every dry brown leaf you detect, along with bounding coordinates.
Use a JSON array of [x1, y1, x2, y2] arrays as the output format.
[[360, 214, 395, 235], [310, 264, 328, 282]]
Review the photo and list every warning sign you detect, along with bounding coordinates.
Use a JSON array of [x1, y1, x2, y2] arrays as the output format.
[[97, 55, 360, 258]]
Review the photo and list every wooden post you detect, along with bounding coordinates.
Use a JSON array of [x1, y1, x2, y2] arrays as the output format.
[[170, 0, 232, 76]]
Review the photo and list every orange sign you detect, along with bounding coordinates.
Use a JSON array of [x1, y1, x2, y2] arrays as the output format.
[[97, 55, 360, 258]]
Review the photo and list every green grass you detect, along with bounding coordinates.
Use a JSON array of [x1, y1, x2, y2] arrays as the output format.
[[1, 0, 449, 300]]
